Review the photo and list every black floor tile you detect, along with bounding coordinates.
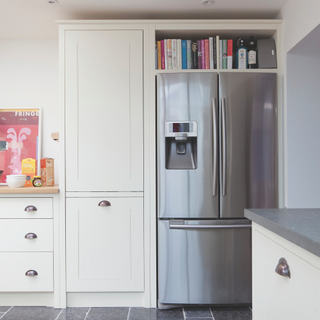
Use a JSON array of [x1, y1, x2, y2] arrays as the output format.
[[57, 307, 89, 320], [86, 307, 129, 320], [154, 308, 184, 320], [210, 306, 252, 320], [1, 307, 62, 320], [183, 307, 212, 318], [129, 308, 159, 320]]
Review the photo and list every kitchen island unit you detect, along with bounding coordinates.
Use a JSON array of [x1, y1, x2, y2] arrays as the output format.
[[245, 208, 320, 320]]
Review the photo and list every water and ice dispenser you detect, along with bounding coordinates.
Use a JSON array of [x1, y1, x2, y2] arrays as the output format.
[[165, 121, 198, 169]]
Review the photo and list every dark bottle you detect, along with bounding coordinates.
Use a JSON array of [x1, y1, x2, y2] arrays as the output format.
[[248, 36, 258, 69]]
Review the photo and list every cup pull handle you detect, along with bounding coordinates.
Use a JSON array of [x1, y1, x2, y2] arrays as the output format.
[[98, 200, 111, 207], [25, 270, 38, 277], [275, 257, 291, 279], [25, 205, 37, 212], [25, 233, 38, 239]]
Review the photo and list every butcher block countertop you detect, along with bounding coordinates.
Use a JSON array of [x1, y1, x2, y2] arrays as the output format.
[[0, 185, 59, 194], [245, 208, 320, 258]]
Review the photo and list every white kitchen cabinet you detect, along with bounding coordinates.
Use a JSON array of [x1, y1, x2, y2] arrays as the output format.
[[252, 223, 320, 319], [0, 197, 54, 293], [66, 197, 144, 292], [65, 29, 143, 192]]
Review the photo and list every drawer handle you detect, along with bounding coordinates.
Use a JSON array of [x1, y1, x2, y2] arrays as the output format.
[[98, 200, 111, 207], [25, 233, 38, 239], [275, 257, 291, 279], [24, 205, 37, 212], [25, 270, 38, 277]]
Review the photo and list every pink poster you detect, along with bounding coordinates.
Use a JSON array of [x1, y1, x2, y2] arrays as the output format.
[[0, 108, 41, 184]]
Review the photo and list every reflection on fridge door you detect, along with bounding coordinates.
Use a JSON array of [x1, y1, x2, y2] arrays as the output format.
[[157, 72, 278, 307]]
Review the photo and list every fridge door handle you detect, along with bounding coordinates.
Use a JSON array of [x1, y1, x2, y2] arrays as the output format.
[[212, 98, 218, 196], [169, 222, 251, 229], [222, 98, 227, 196]]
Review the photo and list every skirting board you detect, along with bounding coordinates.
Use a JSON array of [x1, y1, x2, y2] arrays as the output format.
[[67, 293, 145, 308], [0, 293, 54, 307]]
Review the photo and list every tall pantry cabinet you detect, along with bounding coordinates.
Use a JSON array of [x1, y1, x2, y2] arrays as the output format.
[[60, 24, 146, 305]]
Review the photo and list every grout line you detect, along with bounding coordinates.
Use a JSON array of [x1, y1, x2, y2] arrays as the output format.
[[249, 306, 252, 312], [209, 307, 215, 320], [0, 306, 13, 320], [54, 308, 64, 320], [182, 307, 186, 320], [127, 307, 131, 320], [84, 307, 91, 320]]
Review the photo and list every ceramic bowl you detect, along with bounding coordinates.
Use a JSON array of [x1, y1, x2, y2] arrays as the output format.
[[6, 175, 26, 188]]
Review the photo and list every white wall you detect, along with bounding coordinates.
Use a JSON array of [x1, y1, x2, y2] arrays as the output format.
[[277, 0, 320, 207], [0, 38, 60, 183]]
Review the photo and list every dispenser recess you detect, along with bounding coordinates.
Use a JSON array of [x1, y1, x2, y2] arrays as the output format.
[[165, 121, 198, 170]]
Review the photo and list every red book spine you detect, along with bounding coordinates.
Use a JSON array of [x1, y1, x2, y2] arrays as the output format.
[[201, 40, 205, 70], [227, 39, 233, 69], [205, 39, 209, 69], [161, 40, 165, 69], [197, 40, 202, 69]]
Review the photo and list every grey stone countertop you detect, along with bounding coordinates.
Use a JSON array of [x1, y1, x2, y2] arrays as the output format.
[[245, 208, 320, 258]]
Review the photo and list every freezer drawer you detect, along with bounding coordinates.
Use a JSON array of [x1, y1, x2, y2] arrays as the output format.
[[158, 219, 252, 305]]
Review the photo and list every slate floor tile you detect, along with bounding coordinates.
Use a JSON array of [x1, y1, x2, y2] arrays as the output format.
[[183, 307, 212, 318], [154, 308, 184, 320], [210, 306, 252, 320], [1, 307, 62, 320], [86, 307, 129, 320], [57, 307, 89, 320], [0, 308, 11, 313], [129, 308, 159, 320]]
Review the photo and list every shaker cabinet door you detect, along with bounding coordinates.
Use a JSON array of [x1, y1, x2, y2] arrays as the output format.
[[65, 30, 143, 191], [66, 197, 144, 292]]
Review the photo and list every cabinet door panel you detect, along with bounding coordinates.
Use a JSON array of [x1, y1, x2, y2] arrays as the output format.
[[66, 197, 144, 292], [253, 230, 320, 320], [65, 30, 143, 191]]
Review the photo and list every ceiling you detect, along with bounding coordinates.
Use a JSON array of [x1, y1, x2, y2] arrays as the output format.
[[0, 0, 289, 38]]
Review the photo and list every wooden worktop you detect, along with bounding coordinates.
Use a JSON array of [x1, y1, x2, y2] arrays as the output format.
[[0, 185, 59, 194]]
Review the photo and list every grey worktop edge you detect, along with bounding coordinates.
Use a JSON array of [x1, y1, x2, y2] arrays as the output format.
[[245, 209, 320, 258]]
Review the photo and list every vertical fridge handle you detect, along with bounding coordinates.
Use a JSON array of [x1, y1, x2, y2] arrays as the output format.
[[212, 98, 218, 196], [222, 98, 227, 196]]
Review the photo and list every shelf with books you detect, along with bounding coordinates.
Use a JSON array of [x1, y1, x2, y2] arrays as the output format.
[[155, 28, 279, 72], [155, 37, 218, 71]]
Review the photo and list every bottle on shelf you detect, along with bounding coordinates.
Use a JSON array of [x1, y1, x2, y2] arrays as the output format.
[[236, 38, 247, 69], [248, 36, 258, 69]]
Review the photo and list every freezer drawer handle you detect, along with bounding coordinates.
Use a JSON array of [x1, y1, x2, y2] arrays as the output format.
[[169, 223, 251, 230], [275, 257, 291, 279], [25, 270, 38, 277], [98, 200, 111, 207], [24, 205, 37, 212], [25, 233, 37, 239]]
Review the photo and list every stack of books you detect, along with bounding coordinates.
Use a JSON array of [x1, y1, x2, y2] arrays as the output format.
[[156, 37, 217, 70], [219, 39, 233, 69]]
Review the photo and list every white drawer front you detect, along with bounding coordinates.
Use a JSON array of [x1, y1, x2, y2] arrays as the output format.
[[0, 252, 53, 292], [0, 198, 52, 218], [0, 219, 53, 252]]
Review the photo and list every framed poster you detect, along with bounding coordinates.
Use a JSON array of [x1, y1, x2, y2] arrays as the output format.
[[0, 108, 42, 185]]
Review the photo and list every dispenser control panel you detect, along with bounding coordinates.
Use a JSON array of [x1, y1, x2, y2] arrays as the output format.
[[165, 121, 197, 137]]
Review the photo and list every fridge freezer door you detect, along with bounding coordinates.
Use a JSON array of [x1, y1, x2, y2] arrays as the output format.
[[158, 219, 252, 305], [157, 73, 219, 219], [219, 73, 278, 219]]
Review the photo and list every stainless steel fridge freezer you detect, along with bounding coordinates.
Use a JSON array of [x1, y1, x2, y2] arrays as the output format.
[[157, 72, 278, 306]]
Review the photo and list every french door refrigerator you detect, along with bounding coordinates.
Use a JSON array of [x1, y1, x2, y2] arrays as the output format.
[[157, 72, 278, 307]]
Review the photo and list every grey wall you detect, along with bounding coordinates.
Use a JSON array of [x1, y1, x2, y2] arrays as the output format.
[[286, 24, 320, 207]]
